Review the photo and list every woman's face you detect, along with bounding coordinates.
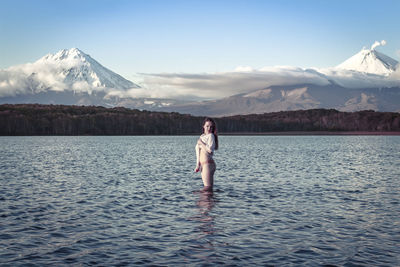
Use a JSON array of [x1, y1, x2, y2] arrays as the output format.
[[203, 121, 213, 134]]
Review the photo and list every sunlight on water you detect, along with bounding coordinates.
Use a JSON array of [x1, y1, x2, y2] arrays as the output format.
[[0, 136, 399, 266]]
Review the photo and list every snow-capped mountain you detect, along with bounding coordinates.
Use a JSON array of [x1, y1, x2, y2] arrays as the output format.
[[0, 48, 141, 106], [1, 43, 400, 115], [1, 48, 139, 96], [35, 48, 138, 90], [336, 46, 398, 75], [142, 44, 400, 116]]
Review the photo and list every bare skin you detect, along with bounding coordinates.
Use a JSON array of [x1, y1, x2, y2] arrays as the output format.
[[196, 121, 216, 191]]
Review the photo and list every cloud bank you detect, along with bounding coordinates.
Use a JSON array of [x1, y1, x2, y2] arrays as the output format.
[[119, 40, 399, 100], [131, 68, 330, 100], [0, 69, 34, 97], [118, 66, 399, 100], [1, 42, 400, 101], [2, 64, 400, 101]]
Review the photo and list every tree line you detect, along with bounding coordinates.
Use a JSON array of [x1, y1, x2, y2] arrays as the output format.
[[0, 104, 399, 135]]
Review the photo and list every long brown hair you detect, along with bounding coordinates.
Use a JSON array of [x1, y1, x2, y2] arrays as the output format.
[[202, 117, 218, 150]]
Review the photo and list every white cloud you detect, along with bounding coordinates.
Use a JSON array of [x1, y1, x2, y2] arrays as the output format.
[[2, 45, 400, 101], [133, 67, 332, 100], [0, 70, 32, 97], [371, 40, 387, 50], [234, 66, 254, 72], [318, 67, 400, 88], [390, 64, 400, 79], [0, 56, 116, 97], [2, 63, 400, 101], [72, 81, 94, 94], [123, 66, 400, 100]]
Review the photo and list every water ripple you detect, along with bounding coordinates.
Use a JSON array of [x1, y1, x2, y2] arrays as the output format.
[[0, 136, 399, 266]]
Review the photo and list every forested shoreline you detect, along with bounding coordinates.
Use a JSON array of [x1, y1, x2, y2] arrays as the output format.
[[0, 104, 399, 135]]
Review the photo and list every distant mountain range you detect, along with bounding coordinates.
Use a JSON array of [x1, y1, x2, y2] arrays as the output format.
[[1, 46, 399, 116], [152, 84, 400, 116]]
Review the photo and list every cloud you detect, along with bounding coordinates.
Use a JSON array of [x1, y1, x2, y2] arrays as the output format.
[[0, 65, 78, 97], [371, 40, 387, 50], [386, 50, 400, 79], [125, 42, 398, 100], [234, 66, 254, 72], [0, 69, 33, 97], [126, 67, 332, 100], [112, 65, 400, 101], [0, 58, 117, 97], [320, 68, 400, 88], [3, 63, 400, 101], [390, 64, 400, 79], [2, 45, 400, 101]]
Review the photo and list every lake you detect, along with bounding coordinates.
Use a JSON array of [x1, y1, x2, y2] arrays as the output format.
[[0, 136, 399, 266]]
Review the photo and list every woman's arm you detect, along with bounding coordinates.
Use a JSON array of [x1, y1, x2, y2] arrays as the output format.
[[197, 138, 210, 154], [197, 134, 215, 154]]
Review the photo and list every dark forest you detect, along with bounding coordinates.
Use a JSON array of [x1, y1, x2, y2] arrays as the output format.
[[1, 104, 399, 135]]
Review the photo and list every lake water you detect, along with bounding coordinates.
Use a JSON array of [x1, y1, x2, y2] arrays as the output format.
[[0, 136, 399, 266]]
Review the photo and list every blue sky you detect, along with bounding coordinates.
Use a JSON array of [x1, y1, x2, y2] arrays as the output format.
[[1, 0, 399, 79]]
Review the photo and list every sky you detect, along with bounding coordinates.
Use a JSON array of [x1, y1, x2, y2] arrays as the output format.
[[1, 0, 400, 82]]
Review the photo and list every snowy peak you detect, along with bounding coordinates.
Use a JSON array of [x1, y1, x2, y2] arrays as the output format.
[[33, 48, 139, 91], [40, 48, 87, 62], [336, 47, 398, 75]]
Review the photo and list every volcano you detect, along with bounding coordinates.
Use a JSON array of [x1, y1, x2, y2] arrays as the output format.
[[336, 47, 398, 75]]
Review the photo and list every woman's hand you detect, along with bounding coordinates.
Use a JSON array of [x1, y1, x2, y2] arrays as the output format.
[[197, 138, 211, 154], [197, 138, 204, 146]]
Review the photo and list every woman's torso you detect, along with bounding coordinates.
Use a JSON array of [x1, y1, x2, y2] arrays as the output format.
[[199, 134, 215, 164]]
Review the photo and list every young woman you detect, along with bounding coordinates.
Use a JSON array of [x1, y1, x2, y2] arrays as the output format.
[[194, 118, 219, 191]]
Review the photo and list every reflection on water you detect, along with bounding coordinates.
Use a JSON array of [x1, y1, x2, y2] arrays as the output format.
[[195, 191, 217, 236], [0, 136, 399, 266], [185, 190, 218, 263]]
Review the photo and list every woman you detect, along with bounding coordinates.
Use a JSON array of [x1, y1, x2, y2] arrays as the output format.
[[194, 118, 219, 191]]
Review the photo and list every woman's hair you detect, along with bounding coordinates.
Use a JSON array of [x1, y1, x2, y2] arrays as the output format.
[[202, 117, 219, 150]]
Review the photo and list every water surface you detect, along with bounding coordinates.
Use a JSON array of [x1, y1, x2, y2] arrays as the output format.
[[0, 136, 399, 266]]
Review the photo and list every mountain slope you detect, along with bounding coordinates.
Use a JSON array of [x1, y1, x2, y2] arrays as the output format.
[[2, 48, 139, 96], [153, 84, 400, 116], [336, 47, 398, 75], [145, 46, 400, 116], [1, 45, 400, 115], [35, 48, 138, 90]]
